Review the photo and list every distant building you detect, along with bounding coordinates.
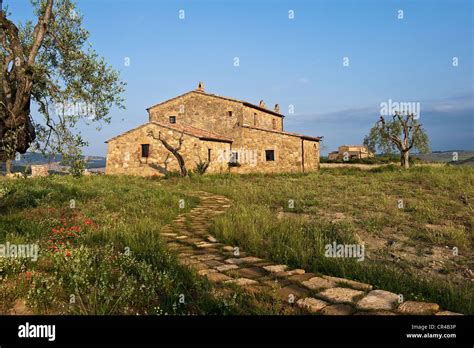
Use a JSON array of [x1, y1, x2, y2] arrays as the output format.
[[328, 145, 374, 161]]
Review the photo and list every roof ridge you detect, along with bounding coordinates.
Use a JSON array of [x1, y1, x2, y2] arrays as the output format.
[[146, 90, 284, 117]]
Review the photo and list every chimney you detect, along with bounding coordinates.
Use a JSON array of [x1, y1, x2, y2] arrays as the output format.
[[197, 81, 205, 92], [259, 100, 266, 108], [274, 104, 280, 113]]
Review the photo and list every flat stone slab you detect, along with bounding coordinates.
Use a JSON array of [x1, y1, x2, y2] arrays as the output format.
[[435, 311, 463, 316], [277, 285, 310, 303], [207, 236, 218, 243], [356, 290, 400, 311], [296, 297, 328, 313], [195, 242, 218, 248], [215, 264, 239, 272], [198, 269, 217, 276], [222, 246, 234, 252], [354, 311, 397, 315], [225, 278, 258, 286], [301, 277, 336, 291], [225, 257, 263, 265], [322, 275, 373, 291], [231, 267, 267, 279], [288, 273, 316, 282], [320, 304, 354, 315], [318, 287, 365, 304], [161, 233, 178, 237], [397, 301, 440, 315], [263, 265, 288, 273], [205, 272, 232, 283]]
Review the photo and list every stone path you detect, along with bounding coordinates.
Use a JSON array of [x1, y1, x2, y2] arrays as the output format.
[[160, 191, 461, 316]]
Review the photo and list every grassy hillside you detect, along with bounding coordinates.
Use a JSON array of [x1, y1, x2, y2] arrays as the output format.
[[1, 166, 473, 314], [0, 176, 269, 314], [160, 166, 474, 314]]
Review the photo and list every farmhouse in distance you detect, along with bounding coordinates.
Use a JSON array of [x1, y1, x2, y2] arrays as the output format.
[[105, 82, 322, 175], [328, 145, 374, 161]]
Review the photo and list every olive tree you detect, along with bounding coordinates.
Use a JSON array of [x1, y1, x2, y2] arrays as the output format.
[[0, 0, 125, 174], [363, 112, 430, 169]]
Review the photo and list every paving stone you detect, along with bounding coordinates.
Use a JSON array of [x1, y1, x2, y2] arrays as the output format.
[[207, 236, 218, 243], [318, 287, 365, 304], [204, 260, 225, 268], [263, 264, 288, 273], [397, 301, 440, 315], [188, 262, 210, 271], [296, 297, 328, 313], [322, 275, 373, 291], [224, 257, 262, 265], [356, 290, 400, 311], [225, 278, 259, 286], [301, 277, 336, 291], [215, 264, 239, 272], [161, 233, 177, 237], [277, 284, 310, 303], [320, 304, 354, 315], [198, 269, 217, 276], [288, 273, 316, 282], [435, 311, 463, 316], [354, 311, 397, 315], [222, 246, 234, 252], [229, 267, 267, 279], [205, 272, 232, 283], [175, 235, 189, 240], [196, 242, 219, 248]]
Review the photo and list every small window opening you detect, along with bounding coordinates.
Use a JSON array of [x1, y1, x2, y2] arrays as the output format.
[[141, 144, 150, 158], [265, 150, 275, 161]]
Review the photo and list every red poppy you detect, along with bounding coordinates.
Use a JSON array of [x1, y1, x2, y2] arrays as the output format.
[[65, 251, 71, 257], [84, 219, 92, 225], [26, 271, 31, 281]]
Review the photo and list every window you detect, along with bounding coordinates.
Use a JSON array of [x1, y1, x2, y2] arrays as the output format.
[[230, 151, 239, 163], [228, 111, 233, 117], [253, 113, 257, 126], [141, 144, 150, 158], [265, 150, 275, 161], [208, 148, 212, 162], [272, 119, 277, 130], [169, 116, 176, 124]]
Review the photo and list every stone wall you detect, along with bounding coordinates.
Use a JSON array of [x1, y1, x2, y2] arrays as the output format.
[[242, 107, 283, 131], [229, 127, 319, 174], [148, 92, 284, 136], [106, 123, 230, 176]]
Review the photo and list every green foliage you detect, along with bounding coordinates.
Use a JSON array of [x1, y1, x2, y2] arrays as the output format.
[[363, 114, 430, 155], [1, 0, 126, 163], [194, 160, 210, 175]]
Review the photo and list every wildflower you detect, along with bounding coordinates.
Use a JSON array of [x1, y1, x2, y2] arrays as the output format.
[[65, 251, 71, 257], [84, 219, 93, 225], [26, 271, 31, 281]]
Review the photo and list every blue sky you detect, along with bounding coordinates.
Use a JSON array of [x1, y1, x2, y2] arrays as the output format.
[[7, 0, 474, 156]]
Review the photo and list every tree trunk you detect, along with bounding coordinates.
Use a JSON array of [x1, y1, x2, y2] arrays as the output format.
[[400, 151, 410, 169], [5, 159, 12, 175]]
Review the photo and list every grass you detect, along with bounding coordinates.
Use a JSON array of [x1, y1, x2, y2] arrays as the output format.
[[1, 165, 473, 314], [0, 175, 275, 315], [159, 165, 474, 314]]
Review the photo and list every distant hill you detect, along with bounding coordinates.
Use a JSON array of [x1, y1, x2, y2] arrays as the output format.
[[413, 151, 474, 164], [0, 152, 106, 174]]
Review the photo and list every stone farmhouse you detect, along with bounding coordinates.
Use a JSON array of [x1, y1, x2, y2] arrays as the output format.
[[105, 82, 322, 175], [328, 145, 374, 161]]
